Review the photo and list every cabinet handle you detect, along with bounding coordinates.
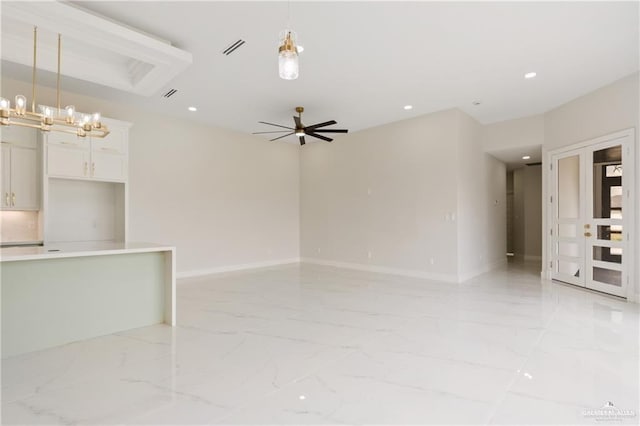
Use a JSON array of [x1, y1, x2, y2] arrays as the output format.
[[11, 192, 15, 206], [84, 161, 88, 176], [4, 192, 8, 206], [92, 162, 95, 177]]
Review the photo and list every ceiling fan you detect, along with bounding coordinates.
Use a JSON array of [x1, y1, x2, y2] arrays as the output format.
[[253, 106, 348, 146]]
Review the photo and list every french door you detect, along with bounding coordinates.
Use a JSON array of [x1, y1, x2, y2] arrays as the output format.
[[549, 131, 634, 298]]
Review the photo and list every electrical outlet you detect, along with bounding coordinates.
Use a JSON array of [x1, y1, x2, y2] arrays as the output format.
[[429, 258, 435, 265], [367, 251, 372, 259]]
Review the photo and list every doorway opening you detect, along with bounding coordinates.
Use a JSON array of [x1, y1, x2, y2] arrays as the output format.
[[506, 164, 542, 262]]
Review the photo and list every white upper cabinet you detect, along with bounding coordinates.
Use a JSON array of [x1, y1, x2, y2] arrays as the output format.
[[47, 145, 91, 179], [1, 125, 38, 148], [1, 143, 39, 210], [45, 119, 130, 183]]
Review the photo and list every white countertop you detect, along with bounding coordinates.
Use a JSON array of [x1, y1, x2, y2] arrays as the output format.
[[0, 241, 175, 262]]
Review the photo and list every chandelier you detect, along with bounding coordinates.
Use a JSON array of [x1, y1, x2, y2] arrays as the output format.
[[0, 27, 109, 138]]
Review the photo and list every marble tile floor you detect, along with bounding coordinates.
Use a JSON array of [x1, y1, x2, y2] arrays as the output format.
[[2, 261, 639, 425]]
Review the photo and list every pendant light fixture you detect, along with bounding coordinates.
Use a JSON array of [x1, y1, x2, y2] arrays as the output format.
[[278, 1, 300, 80], [0, 27, 109, 138], [278, 30, 299, 80]]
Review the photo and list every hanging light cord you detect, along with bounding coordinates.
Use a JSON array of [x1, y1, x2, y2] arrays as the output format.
[[57, 34, 61, 114], [31, 26, 37, 113]]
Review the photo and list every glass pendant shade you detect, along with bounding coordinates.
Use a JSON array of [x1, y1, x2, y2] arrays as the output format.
[[278, 30, 299, 80], [279, 50, 299, 80]]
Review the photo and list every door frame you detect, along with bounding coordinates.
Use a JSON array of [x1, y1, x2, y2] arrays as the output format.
[[544, 128, 635, 299]]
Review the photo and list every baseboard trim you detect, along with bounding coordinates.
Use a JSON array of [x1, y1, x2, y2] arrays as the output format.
[[177, 258, 300, 279], [301, 257, 459, 283], [457, 258, 508, 282]]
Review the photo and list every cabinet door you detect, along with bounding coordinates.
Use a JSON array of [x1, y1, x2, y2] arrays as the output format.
[[47, 132, 90, 150], [91, 151, 127, 181], [1, 126, 38, 148], [92, 127, 126, 154], [48, 145, 90, 179], [1, 145, 11, 208], [10, 147, 39, 210]]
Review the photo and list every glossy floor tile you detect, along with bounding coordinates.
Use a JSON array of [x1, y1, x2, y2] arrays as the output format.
[[2, 261, 639, 425]]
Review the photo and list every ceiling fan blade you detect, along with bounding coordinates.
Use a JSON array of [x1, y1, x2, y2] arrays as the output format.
[[312, 129, 349, 133], [258, 121, 294, 130], [299, 136, 306, 146], [307, 132, 333, 142], [270, 132, 294, 141], [294, 116, 303, 129], [307, 120, 337, 130], [252, 130, 292, 134]]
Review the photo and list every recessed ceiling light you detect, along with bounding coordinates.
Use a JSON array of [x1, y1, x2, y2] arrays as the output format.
[[188, 106, 197, 112], [403, 105, 413, 110], [524, 72, 537, 79], [522, 155, 531, 160], [297, 45, 304, 53]]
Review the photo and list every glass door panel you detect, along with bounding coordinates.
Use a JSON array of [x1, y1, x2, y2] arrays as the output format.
[[551, 153, 584, 286], [585, 143, 628, 297]]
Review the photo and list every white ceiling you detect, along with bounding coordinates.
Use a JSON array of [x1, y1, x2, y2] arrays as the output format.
[[2, 2, 192, 96], [1, 1, 638, 142], [487, 144, 542, 171]]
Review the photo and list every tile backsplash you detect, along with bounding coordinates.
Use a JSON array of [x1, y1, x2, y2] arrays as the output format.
[[0, 211, 40, 243]]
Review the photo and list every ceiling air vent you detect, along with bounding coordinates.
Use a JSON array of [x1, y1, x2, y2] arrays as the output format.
[[162, 88, 178, 98], [223, 39, 246, 56]]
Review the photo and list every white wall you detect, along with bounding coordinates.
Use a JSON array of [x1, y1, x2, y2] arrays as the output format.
[[484, 114, 544, 152], [300, 108, 507, 282], [1, 77, 300, 276], [544, 73, 639, 150], [543, 72, 639, 299], [457, 111, 507, 279], [300, 109, 461, 280]]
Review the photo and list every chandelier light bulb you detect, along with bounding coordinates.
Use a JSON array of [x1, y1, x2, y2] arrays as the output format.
[[92, 112, 102, 128], [0, 98, 9, 110], [65, 105, 76, 123], [15, 95, 26, 114], [41, 105, 54, 126]]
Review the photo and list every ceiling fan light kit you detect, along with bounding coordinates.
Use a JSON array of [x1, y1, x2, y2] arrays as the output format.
[[254, 106, 348, 146], [278, 30, 299, 80], [0, 27, 109, 138]]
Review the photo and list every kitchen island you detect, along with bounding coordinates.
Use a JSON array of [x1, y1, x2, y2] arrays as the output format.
[[1, 241, 175, 358]]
